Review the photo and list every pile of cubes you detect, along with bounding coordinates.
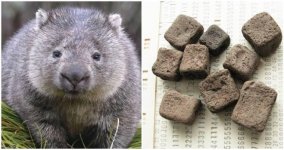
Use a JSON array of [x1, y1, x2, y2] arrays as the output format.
[[152, 12, 281, 132]]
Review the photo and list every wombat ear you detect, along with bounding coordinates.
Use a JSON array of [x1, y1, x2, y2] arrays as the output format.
[[108, 14, 122, 33], [35, 8, 49, 30]]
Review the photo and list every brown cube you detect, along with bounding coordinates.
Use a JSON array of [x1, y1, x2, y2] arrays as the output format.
[[231, 81, 277, 132], [159, 90, 200, 124], [223, 44, 260, 81], [199, 25, 230, 56], [199, 69, 239, 112], [242, 12, 282, 56], [152, 48, 183, 81], [179, 44, 210, 79], [164, 15, 204, 50]]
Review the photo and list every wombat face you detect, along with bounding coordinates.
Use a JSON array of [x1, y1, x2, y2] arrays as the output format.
[[28, 8, 127, 100]]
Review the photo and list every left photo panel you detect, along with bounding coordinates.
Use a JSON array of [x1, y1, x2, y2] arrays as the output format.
[[1, 1, 141, 148]]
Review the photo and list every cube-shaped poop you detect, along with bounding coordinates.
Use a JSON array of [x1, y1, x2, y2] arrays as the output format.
[[199, 25, 230, 56], [223, 44, 260, 81], [152, 48, 183, 81], [159, 90, 200, 124], [199, 69, 239, 112], [242, 12, 282, 56], [179, 44, 210, 79], [231, 81, 277, 132], [164, 15, 204, 50]]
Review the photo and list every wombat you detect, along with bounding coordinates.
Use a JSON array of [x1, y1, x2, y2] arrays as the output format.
[[2, 7, 141, 148]]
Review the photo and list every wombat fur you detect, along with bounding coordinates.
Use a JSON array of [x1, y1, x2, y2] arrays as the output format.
[[2, 7, 141, 148]]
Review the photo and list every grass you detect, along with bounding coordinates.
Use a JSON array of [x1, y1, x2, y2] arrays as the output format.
[[128, 127, 141, 149], [1, 101, 141, 148], [1, 102, 36, 148]]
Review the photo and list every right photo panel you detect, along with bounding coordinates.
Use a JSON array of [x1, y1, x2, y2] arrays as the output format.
[[142, 0, 283, 149]]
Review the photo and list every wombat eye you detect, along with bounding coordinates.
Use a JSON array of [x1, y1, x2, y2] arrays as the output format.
[[53, 50, 62, 58], [92, 52, 101, 61]]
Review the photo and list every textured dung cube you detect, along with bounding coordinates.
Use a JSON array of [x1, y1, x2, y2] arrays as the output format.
[[199, 69, 239, 112], [164, 15, 204, 50], [223, 44, 260, 81], [159, 90, 200, 124], [231, 81, 277, 132], [242, 12, 282, 56], [152, 48, 183, 81], [199, 25, 230, 56], [179, 44, 210, 79]]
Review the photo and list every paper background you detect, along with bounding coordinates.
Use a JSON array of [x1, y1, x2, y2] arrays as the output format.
[[142, 0, 283, 148]]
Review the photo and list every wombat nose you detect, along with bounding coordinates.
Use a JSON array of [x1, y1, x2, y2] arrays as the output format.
[[60, 65, 90, 87]]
